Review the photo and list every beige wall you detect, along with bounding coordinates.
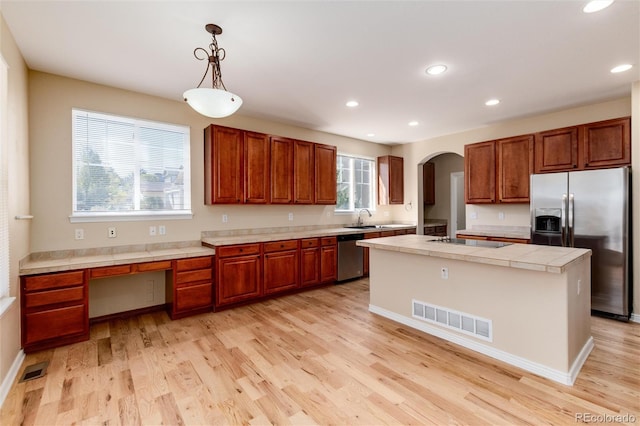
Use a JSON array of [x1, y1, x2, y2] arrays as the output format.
[[28, 71, 394, 253], [0, 13, 30, 399]]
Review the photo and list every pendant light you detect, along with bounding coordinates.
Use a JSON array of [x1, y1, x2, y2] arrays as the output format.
[[183, 24, 243, 118]]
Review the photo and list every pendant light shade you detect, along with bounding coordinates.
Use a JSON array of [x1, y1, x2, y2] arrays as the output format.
[[183, 88, 242, 118], [183, 24, 243, 118]]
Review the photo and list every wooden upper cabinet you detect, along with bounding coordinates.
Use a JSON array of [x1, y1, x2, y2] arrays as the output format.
[[581, 117, 630, 169], [378, 155, 404, 205], [314, 143, 337, 204], [204, 125, 243, 204], [464, 141, 496, 204], [497, 135, 533, 203], [270, 136, 294, 204], [244, 131, 270, 204], [423, 162, 435, 205], [534, 126, 579, 173], [293, 140, 314, 204], [534, 117, 630, 173]]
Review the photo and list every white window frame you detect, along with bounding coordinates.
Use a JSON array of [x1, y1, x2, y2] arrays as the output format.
[[0, 54, 15, 316], [70, 109, 192, 223], [335, 153, 377, 213]]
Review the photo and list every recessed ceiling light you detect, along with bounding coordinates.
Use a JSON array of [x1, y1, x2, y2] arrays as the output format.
[[583, 0, 614, 13], [610, 64, 633, 73], [408, 121, 419, 126], [346, 100, 359, 107], [485, 99, 500, 106], [426, 64, 447, 75], [367, 133, 376, 137]]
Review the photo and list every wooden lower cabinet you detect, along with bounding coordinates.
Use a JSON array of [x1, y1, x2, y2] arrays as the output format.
[[363, 232, 381, 277], [319, 237, 337, 283], [300, 238, 321, 287], [263, 240, 300, 295], [168, 256, 214, 319], [21, 270, 89, 353], [215, 244, 262, 308], [425, 225, 447, 237]]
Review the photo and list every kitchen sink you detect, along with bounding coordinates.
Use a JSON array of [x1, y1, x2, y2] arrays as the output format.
[[345, 225, 378, 229]]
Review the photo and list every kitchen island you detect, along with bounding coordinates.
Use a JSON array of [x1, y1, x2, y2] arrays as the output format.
[[357, 234, 592, 385]]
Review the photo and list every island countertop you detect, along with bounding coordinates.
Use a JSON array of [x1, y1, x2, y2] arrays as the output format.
[[357, 234, 590, 273]]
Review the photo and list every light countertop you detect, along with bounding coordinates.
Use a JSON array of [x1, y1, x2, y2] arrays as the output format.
[[19, 242, 216, 275], [357, 234, 590, 273], [19, 224, 417, 275], [456, 225, 531, 240]]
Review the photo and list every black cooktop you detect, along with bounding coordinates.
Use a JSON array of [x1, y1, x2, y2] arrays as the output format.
[[433, 237, 511, 248]]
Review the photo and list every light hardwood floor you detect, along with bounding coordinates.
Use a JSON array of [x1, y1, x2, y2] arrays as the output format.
[[2, 279, 639, 425]]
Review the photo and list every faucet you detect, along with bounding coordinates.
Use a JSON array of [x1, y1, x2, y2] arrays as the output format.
[[356, 208, 372, 226]]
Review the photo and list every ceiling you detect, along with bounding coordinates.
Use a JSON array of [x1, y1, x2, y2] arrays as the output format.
[[1, 1, 638, 145]]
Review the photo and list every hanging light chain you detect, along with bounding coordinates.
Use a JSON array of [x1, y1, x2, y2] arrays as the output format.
[[192, 31, 228, 91]]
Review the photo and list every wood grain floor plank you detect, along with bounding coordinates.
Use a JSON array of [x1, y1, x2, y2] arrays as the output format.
[[3, 279, 639, 425]]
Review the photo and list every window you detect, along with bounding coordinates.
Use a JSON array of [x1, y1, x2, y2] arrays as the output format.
[[1, 54, 13, 314], [336, 154, 376, 212], [71, 109, 191, 221]]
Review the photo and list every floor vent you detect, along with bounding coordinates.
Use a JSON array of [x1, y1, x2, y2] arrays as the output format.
[[412, 299, 493, 342], [19, 361, 49, 382]]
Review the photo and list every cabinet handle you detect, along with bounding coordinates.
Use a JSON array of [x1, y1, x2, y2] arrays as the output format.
[[280, 244, 284, 248], [239, 249, 243, 252]]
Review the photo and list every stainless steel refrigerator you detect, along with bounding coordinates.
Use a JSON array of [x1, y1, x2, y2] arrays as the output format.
[[530, 167, 630, 320]]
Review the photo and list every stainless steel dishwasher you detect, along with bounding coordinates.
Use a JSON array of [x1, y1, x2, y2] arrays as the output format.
[[337, 233, 364, 282]]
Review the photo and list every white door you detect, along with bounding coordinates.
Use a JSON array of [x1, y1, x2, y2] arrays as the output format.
[[450, 172, 465, 237]]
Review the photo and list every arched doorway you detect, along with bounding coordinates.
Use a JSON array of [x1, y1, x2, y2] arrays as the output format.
[[417, 152, 464, 236]]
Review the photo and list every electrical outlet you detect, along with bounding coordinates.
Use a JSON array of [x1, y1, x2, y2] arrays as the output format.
[[222, 214, 228, 223], [74, 228, 84, 240], [498, 212, 505, 220], [577, 279, 581, 295], [108, 227, 117, 238], [470, 212, 478, 220], [149, 226, 157, 236], [159, 225, 166, 235], [441, 267, 449, 279], [288, 212, 294, 221]]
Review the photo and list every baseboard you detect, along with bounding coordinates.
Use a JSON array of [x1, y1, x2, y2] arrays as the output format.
[[0, 349, 25, 410], [369, 304, 591, 386], [89, 303, 167, 324], [629, 313, 640, 324]]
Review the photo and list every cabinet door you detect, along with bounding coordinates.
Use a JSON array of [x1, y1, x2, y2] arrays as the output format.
[[581, 117, 630, 169], [205, 125, 243, 204], [534, 127, 578, 173], [270, 136, 294, 204], [293, 140, 315, 204], [464, 141, 496, 204], [320, 244, 337, 283], [300, 247, 321, 287], [314, 144, 337, 204], [363, 232, 381, 276], [378, 155, 404, 205], [175, 283, 213, 312], [497, 135, 533, 203], [216, 255, 262, 306], [264, 249, 300, 294], [244, 131, 270, 204], [423, 162, 435, 205]]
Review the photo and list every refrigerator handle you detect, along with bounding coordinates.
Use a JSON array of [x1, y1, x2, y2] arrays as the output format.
[[568, 193, 575, 247], [561, 193, 567, 247]]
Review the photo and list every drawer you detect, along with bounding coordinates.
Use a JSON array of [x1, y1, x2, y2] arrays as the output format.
[[23, 304, 87, 346], [135, 260, 172, 272], [90, 264, 132, 279], [24, 285, 84, 309], [364, 232, 381, 239], [264, 240, 298, 253], [300, 238, 319, 248], [379, 230, 396, 237], [216, 244, 261, 258], [176, 269, 213, 285], [175, 283, 212, 312], [24, 270, 85, 291], [175, 256, 212, 272], [320, 236, 337, 246]]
